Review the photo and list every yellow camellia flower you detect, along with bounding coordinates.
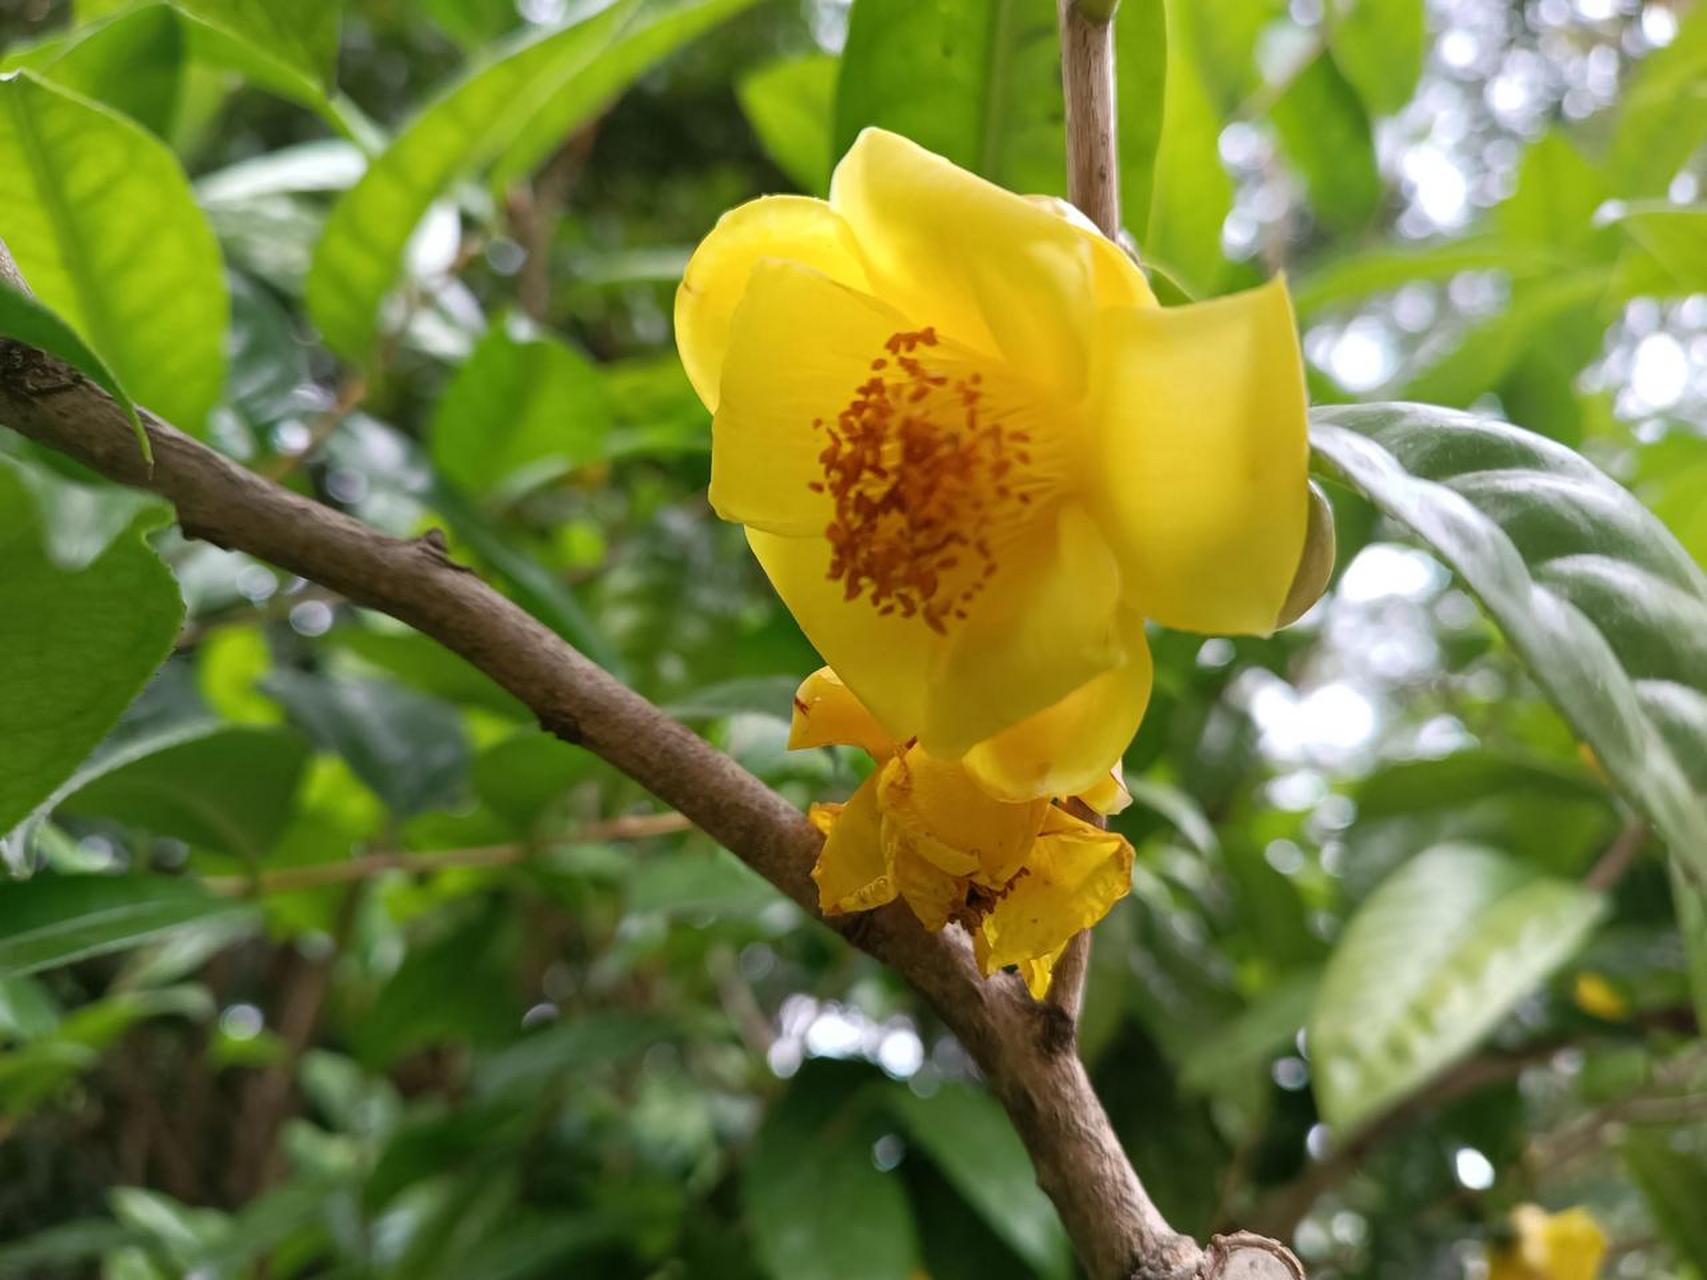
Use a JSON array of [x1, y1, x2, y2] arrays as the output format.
[[1488, 1206, 1608, 1280], [675, 127, 1311, 801], [793, 667, 1134, 998]]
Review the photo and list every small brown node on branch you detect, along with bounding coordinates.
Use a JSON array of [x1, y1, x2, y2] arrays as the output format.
[[1197, 1233, 1307, 1280]]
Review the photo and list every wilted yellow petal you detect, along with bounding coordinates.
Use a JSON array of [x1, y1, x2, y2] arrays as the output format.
[[830, 128, 1098, 396], [1018, 942, 1069, 1000], [675, 195, 869, 412], [892, 845, 967, 932], [921, 502, 1127, 761], [1090, 276, 1309, 636], [961, 624, 1152, 803], [710, 260, 909, 535], [879, 745, 1049, 886], [789, 666, 896, 759], [977, 807, 1133, 976], [1490, 1206, 1608, 1280], [812, 774, 897, 916]]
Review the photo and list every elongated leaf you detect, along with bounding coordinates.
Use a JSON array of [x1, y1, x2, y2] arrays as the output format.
[[0, 876, 247, 978], [1609, 3, 1707, 198], [738, 52, 836, 195], [0, 72, 227, 434], [1115, 0, 1168, 236], [2, 4, 186, 137], [1624, 1133, 1707, 1270], [430, 320, 610, 500], [744, 1063, 920, 1280], [1311, 844, 1605, 1131], [0, 280, 144, 454], [1292, 236, 1559, 319], [1613, 205, 1707, 300], [309, 0, 753, 362], [1271, 51, 1380, 232], [173, 0, 340, 93], [0, 462, 182, 845], [1331, 0, 1423, 115], [835, 0, 1064, 196], [1311, 405, 1707, 882], [887, 1082, 1071, 1279], [1146, 0, 1230, 293]]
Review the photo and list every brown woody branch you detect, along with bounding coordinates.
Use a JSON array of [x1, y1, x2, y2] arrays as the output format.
[[1, 233, 1292, 1280]]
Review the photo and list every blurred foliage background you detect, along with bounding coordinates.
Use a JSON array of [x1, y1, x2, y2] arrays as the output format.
[[0, 0, 1705, 1277]]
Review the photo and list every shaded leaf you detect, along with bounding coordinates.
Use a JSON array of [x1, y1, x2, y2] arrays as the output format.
[[1311, 844, 1605, 1131], [2, 3, 185, 137], [737, 52, 836, 195], [0, 876, 249, 979], [173, 0, 340, 93], [1271, 51, 1381, 233], [1331, 0, 1424, 116], [1145, 0, 1231, 293], [1623, 1132, 1707, 1270]]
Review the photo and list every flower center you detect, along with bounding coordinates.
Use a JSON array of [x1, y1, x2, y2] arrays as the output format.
[[810, 328, 1042, 634]]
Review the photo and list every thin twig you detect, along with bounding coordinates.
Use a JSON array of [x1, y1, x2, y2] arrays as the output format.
[[203, 813, 692, 896], [1585, 818, 1648, 892]]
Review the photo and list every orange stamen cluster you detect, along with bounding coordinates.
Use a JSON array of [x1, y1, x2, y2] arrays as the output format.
[[810, 328, 1033, 634]]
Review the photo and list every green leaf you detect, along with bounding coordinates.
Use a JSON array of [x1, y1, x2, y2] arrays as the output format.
[[57, 724, 311, 861], [834, 0, 1064, 197], [1623, 1132, 1707, 1270], [0, 280, 146, 456], [738, 52, 837, 195], [1310, 844, 1606, 1132], [744, 1063, 921, 1280], [262, 670, 470, 819], [1496, 132, 1614, 257], [0, 875, 248, 979], [0, 72, 228, 435], [1609, 3, 1707, 198], [355, 912, 520, 1067], [1310, 405, 1707, 883], [0, 461, 182, 843], [172, 0, 340, 93], [1330, 0, 1423, 116], [1270, 51, 1381, 232], [1178, 968, 1320, 1094], [0, 1220, 140, 1276], [2, 4, 186, 138], [430, 320, 611, 500], [1291, 236, 1558, 319], [1613, 205, 1707, 300], [887, 1081, 1071, 1279], [309, 0, 756, 363], [1115, 0, 1168, 236], [1145, 0, 1231, 294]]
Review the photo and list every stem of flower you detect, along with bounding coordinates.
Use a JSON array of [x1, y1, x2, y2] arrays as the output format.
[[1058, 0, 1122, 241]]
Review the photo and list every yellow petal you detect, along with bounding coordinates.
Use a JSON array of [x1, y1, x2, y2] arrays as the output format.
[[1077, 766, 1133, 817], [789, 666, 897, 760], [1026, 195, 1157, 310], [921, 502, 1127, 760], [976, 807, 1133, 976], [676, 195, 870, 413], [710, 260, 912, 535], [1090, 275, 1310, 636], [892, 846, 967, 932], [1018, 942, 1069, 999], [1492, 1207, 1608, 1280], [879, 745, 1049, 886], [829, 129, 1098, 396], [811, 773, 897, 916], [748, 528, 940, 744], [961, 625, 1152, 803]]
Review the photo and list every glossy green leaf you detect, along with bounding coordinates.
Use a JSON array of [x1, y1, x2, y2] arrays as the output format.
[[0, 876, 248, 979], [834, 0, 1063, 196], [1311, 844, 1605, 1131], [738, 52, 836, 195], [1311, 404, 1707, 880], [430, 321, 611, 500], [1624, 1132, 1707, 1270], [1291, 236, 1559, 318], [1331, 0, 1424, 116], [0, 462, 181, 844], [887, 1082, 1071, 1279], [309, 0, 755, 362], [1271, 51, 1381, 233], [1145, 0, 1230, 293], [0, 72, 227, 434], [745, 1063, 920, 1280], [2, 4, 186, 137]]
